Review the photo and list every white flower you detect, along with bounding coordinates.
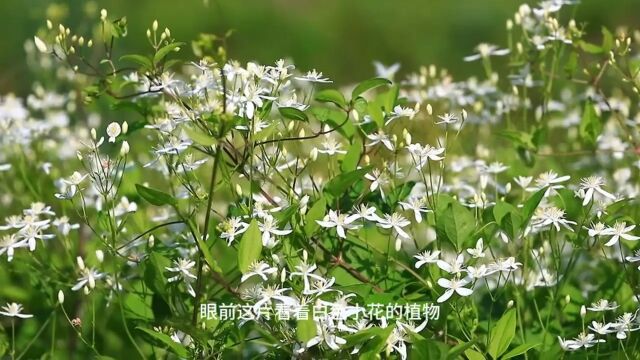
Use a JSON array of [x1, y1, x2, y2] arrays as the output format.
[[399, 197, 430, 223], [258, 215, 292, 248], [488, 257, 522, 274], [0, 234, 28, 262], [72, 267, 106, 292], [558, 336, 577, 351], [317, 138, 347, 155], [165, 258, 197, 297], [0, 303, 33, 318], [295, 69, 332, 83], [366, 132, 395, 151], [602, 221, 639, 247], [626, 250, 640, 265], [219, 217, 249, 245], [466, 265, 488, 279], [290, 262, 325, 295], [352, 204, 382, 222], [365, 169, 390, 199], [414, 250, 440, 269], [301, 317, 346, 352], [587, 222, 607, 237], [587, 299, 618, 312], [436, 254, 465, 274], [435, 113, 458, 125], [106, 122, 122, 143], [253, 286, 297, 313], [514, 176, 533, 189], [464, 43, 509, 62], [578, 176, 616, 205], [316, 210, 360, 239], [589, 321, 615, 335], [377, 213, 412, 240], [406, 143, 445, 169], [373, 61, 400, 80], [241, 261, 278, 283], [436, 277, 473, 303], [53, 216, 80, 236], [527, 171, 570, 196], [466, 238, 485, 258], [387, 105, 418, 124], [612, 312, 640, 339], [531, 206, 576, 232], [567, 332, 604, 350]]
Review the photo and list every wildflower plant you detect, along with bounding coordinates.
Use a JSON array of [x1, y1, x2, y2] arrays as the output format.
[[1, 1, 640, 358]]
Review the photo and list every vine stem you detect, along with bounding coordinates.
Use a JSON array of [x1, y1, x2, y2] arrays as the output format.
[[192, 145, 223, 325]]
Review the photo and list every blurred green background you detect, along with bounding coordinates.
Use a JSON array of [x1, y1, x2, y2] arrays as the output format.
[[0, 0, 637, 95]]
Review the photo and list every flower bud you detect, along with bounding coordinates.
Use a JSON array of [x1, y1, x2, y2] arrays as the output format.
[[148, 235, 155, 248], [120, 141, 130, 156], [100, 9, 107, 21], [580, 305, 587, 318], [235, 184, 242, 197], [34, 36, 48, 53], [95, 250, 104, 263], [507, 300, 514, 308], [58, 290, 65, 304], [76, 256, 85, 270], [152, 20, 158, 32]]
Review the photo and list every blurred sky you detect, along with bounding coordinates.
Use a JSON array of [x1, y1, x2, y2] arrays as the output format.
[[0, 0, 638, 94]]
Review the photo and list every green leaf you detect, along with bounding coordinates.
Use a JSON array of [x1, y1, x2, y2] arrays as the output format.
[[436, 200, 476, 250], [502, 342, 541, 359], [137, 327, 188, 357], [278, 106, 308, 121], [184, 126, 217, 146], [315, 89, 347, 109], [323, 166, 371, 197], [488, 308, 517, 359], [465, 349, 486, 360], [383, 85, 400, 113], [135, 184, 177, 206], [498, 130, 536, 151], [579, 41, 603, 54], [188, 218, 223, 274], [447, 340, 477, 359], [144, 252, 171, 295], [120, 54, 152, 70], [153, 42, 185, 65], [351, 77, 392, 99], [111, 17, 128, 38], [304, 197, 326, 235], [493, 201, 521, 240], [296, 318, 316, 342], [409, 333, 449, 360], [340, 140, 362, 173], [522, 187, 546, 229], [579, 100, 602, 145], [238, 220, 262, 273], [602, 27, 614, 52]]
